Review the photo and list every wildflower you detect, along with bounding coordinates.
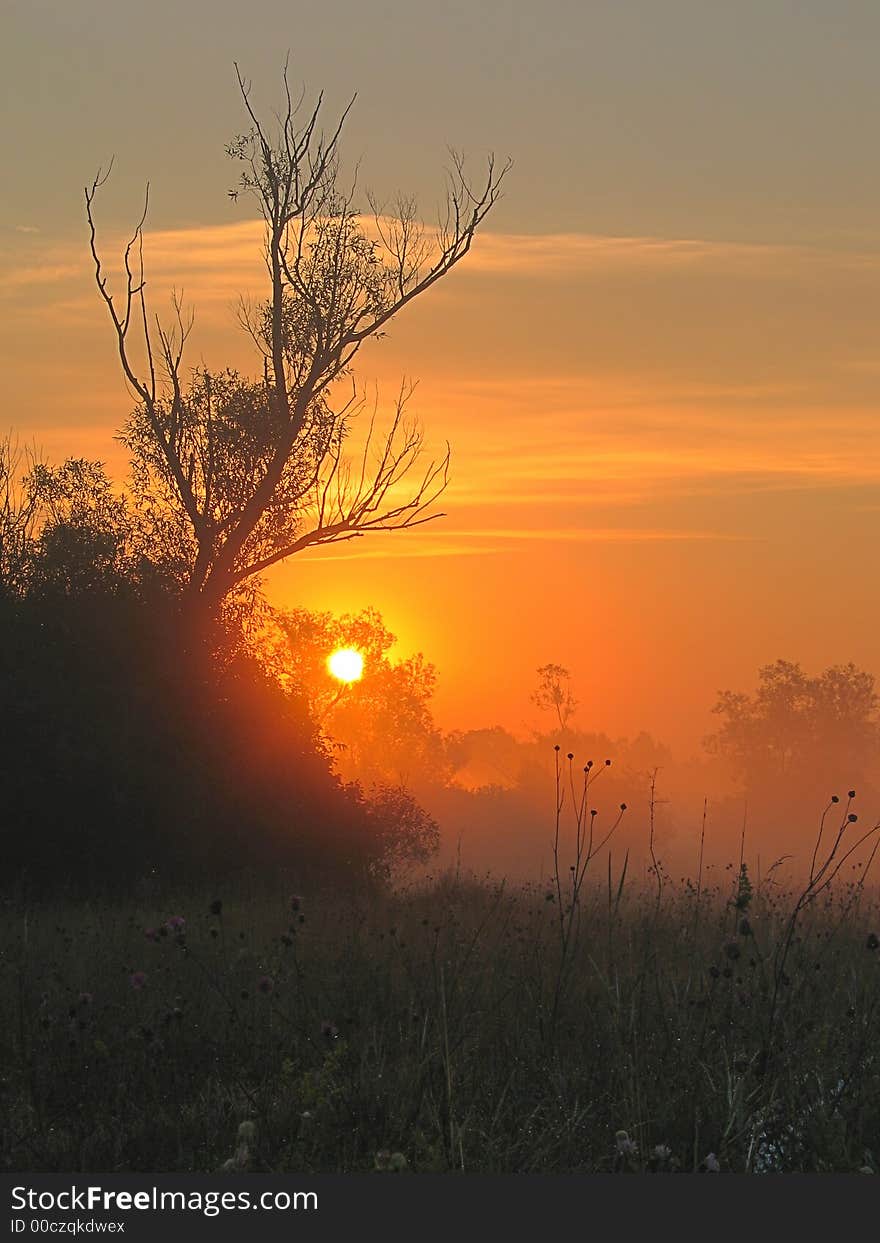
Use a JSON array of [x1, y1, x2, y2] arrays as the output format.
[[866, 933, 879, 951], [144, 928, 159, 943], [619, 802, 627, 811], [389, 1152, 408, 1172], [129, 971, 147, 990], [209, 899, 223, 916], [257, 975, 274, 995], [166, 916, 186, 933], [615, 1129, 638, 1157], [702, 1152, 720, 1173], [237, 1121, 256, 1142], [374, 1150, 392, 1171], [848, 813, 858, 823], [849, 789, 857, 799], [652, 1144, 672, 1163], [831, 795, 839, 803]]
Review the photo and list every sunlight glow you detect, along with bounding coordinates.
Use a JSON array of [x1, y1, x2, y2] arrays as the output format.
[[327, 647, 364, 684]]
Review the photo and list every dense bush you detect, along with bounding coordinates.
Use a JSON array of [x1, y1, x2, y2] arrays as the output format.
[[0, 592, 427, 893]]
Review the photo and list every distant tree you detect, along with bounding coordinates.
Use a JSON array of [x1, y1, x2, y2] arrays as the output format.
[[706, 659, 880, 784], [275, 605, 448, 787], [86, 63, 508, 624], [532, 663, 578, 731]]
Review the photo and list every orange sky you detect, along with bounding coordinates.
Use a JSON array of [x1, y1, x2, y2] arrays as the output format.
[[4, 2, 880, 757], [3, 211, 880, 756]]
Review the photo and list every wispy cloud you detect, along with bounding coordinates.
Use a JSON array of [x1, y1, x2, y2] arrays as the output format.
[[6, 215, 880, 303], [4, 214, 880, 547], [436, 526, 754, 544], [297, 524, 753, 563]]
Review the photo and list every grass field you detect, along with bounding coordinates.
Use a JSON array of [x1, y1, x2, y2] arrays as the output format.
[[3, 853, 879, 1174]]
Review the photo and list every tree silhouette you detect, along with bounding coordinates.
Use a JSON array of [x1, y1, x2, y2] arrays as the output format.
[[86, 62, 508, 623], [0, 435, 40, 599], [532, 663, 578, 731], [275, 605, 448, 786], [707, 659, 880, 782]]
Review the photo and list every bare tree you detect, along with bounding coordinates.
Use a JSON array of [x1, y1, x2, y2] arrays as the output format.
[[532, 663, 579, 732], [85, 62, 509, 622]]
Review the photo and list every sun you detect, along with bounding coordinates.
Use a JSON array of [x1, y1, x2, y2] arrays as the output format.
[[327, 647, 364, 684]]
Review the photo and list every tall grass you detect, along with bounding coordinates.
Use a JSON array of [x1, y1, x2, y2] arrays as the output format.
[[3, 849, 879, 1173]]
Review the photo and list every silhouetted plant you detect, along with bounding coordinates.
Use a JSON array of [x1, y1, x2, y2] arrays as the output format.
[[86, 62, 508, 624]]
